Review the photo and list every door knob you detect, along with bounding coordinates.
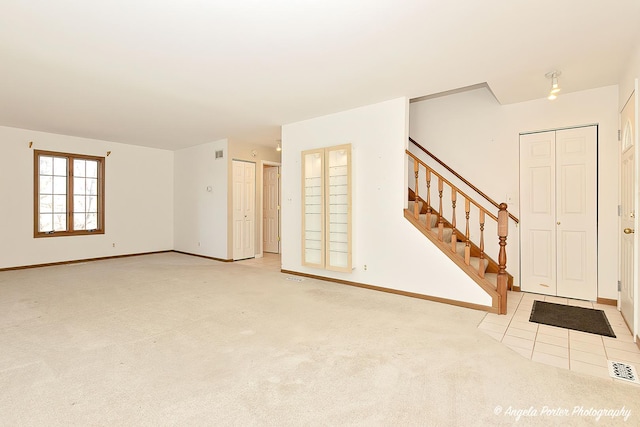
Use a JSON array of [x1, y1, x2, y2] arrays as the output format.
[[624, 228, 635, 234], [556, 222, 561, 225]]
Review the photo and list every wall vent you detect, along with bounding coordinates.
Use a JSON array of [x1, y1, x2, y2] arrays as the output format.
[[215, 150, 224, 159]]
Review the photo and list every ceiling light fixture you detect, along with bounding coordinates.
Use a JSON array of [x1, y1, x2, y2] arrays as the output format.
[[545, 70, 561, 100]]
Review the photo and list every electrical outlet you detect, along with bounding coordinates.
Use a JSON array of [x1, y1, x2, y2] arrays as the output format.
[[364, 265, 367, 271], [112, 243, 115, 248]]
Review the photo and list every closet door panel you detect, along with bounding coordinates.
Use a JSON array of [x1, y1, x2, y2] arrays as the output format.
[[555, 127, 597, 300], [520, 131, 557, 295]]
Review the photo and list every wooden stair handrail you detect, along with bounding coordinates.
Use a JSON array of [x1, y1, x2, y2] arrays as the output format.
[[407, 151, 509, 314], [409, 137, 519, 224], [407, 151, 497, 222]]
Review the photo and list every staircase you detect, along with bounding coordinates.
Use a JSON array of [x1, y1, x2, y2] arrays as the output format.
[[405, 138, 517, 314]]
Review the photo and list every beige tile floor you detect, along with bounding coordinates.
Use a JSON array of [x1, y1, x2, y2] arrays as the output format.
[[479, 290, 640, 386], [235, 252, 282, 271]]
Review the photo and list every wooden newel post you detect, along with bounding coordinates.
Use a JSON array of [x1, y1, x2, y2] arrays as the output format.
[[497, 203, 508, 315], [413, 159, 419, 218]]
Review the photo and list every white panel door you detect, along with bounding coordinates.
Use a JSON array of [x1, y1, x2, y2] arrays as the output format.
[[620, 92, 636, 326], [520, 126, 597, 300], [555, 127, 597, 300], [263, 165, 280, 253], [233, 160, 256, 260], [520, 131, 557, 295]]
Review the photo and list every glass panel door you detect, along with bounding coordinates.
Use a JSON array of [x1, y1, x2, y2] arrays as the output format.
[[302, 149, 324, 267], [326, 145, 351, 271]]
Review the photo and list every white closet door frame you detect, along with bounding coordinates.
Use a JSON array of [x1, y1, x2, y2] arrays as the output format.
[[520, 126, 597, 300]]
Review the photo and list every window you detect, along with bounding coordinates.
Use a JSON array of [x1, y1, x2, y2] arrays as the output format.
[[34, 150, 105, 237]]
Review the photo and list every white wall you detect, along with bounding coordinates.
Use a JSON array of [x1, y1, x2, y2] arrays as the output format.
[[281, 98, 492, 307], [174, 139, 229, 259], [0, 126, 174, 269], [410, 85, 619, 300], [619, 42, 640, 110]]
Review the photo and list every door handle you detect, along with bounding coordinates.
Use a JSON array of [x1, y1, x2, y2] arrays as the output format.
[[624, 228, 635, 234]]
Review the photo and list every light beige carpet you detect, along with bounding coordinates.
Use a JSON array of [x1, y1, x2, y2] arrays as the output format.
[[0, 252, 638, 426]]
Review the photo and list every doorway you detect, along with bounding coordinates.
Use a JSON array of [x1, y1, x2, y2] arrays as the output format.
[[263, 165, 280, 254], [232, 160, 256, 260], [620, 90, 636, 329], [519, 125, 598, 300]]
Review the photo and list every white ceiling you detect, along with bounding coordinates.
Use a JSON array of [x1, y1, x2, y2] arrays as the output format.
[[1, 0, 639, 150]]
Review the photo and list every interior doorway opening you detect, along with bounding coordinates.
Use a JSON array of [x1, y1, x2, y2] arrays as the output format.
[[263, 164, 281, 254]]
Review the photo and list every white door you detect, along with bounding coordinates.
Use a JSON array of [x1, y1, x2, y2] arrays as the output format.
[[520, 131, 557, 295], [233, 160, 256, 260], [263, 165, 280, 253], [520, 126, 597, 300], [555, 127, 597, 300], [621, 91, 636, 326]]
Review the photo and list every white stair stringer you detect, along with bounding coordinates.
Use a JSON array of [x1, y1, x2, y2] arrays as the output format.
[[403, 208, 503, 314]]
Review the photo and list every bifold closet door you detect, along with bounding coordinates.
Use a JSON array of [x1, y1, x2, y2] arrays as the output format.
[[520, 126, 597, 300]]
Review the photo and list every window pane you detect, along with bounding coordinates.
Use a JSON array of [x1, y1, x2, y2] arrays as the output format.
[[40, 195, 53, 213], [53, 214, 66, 231], [40, 156, 53, 175], [74, 177, 86, 194], [39, 214, 53, 232], [53, 195, 66, 213], [86, 213, 97, 229], [86, 178, 98, 196], [53, 157, 67, 176], [86, 196, 98, 212], [85, 160, 98, 178], [53, 176, 67, 194], [74, 213, 86, 230], [40, 176, 53, 194], [74, 159, 86, 177], [74, 195, 85, 212]]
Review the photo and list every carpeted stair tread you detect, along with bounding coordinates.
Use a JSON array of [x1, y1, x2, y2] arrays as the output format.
[[469, 257, 489, 272], [419, 213, 439, 228], [431, 226, 453, 242], [455, 241, 467, 257], [407, 200, 423, 213], [484, 273, 497, 286]]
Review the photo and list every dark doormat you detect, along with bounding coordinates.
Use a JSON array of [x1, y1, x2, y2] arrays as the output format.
[[529, 300, 616, 338]]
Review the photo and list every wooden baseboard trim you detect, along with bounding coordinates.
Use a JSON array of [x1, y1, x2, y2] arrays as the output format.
[[636, 336, 640, 352], [0, 250, 173, 272], [172, 251, 232, 263], [511, 285, 521, 292], [596, 297, 617, 306], [281, 269, 497, 314]]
